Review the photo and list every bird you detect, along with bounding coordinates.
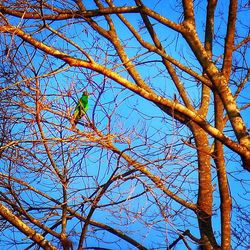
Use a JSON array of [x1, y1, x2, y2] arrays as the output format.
[[72, 90, 89, 127]]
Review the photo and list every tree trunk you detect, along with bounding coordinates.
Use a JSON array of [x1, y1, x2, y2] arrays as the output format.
[[192, 125, 219, 249]]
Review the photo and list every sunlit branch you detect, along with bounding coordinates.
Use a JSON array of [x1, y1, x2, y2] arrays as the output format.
[[222, 0, 237, 81], [1, 24, 249, 162], [0, 4, 140, 20], [0, 203, 58, 250], [0, 173, 147, 249]]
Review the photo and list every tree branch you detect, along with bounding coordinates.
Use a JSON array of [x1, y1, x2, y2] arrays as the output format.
[[0, 203, 58, 250], [222, 0, 237, 81], [1, 24, 249, 169], [0, 4, 140, 20]]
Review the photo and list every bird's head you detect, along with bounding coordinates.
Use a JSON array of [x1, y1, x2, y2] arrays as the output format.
[[83, 90, 89, 96]]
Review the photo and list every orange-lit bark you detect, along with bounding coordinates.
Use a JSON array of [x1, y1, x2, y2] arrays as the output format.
[[0, 1, 249, 249]]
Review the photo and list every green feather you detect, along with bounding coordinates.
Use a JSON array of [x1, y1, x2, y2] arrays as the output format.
[[73, 91, 89, 125]]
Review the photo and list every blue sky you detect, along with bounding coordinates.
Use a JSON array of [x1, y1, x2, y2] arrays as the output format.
[[1, 0, 250, 249]]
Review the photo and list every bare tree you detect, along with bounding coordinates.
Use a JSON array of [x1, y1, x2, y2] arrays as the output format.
[[0, 1, 250, 249]]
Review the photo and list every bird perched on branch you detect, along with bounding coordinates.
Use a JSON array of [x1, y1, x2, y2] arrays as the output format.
[[72, 90, 89, 127]]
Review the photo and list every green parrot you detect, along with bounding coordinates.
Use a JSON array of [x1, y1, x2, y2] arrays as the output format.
[[73, 91, 89, 126]]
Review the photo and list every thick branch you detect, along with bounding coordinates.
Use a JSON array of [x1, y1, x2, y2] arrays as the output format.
[[182, 0, 195, 23], [180, 21, 250, 169], [0, 173, 147, 250], [214, 93, 232, 249], [136, 0, 193, 109], [1, 24, 249, 169], [0, 203, 58, 250], [198, 0, 217, 116], [222, 0, 237, 80], [0, 4, 140, 20]]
